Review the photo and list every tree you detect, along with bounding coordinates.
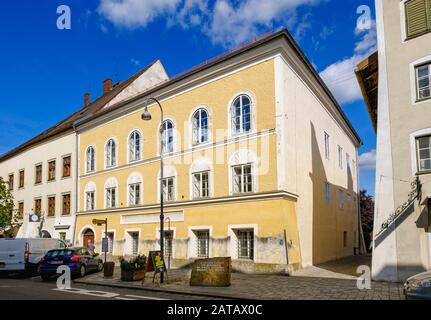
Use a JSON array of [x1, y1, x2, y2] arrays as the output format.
[[0, 177, 20, 237], [360, 189, 374, 252]]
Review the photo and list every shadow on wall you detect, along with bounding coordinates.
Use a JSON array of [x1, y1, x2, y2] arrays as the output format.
[[309, 122, 357, 265]]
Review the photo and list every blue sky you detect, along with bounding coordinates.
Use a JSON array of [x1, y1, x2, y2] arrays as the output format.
[[0, 0, 377, 195]]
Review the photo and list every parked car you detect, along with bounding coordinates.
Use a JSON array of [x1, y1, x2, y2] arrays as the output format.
[[404, 270, 431, 300], [0, 238, 66, 276], [39, 247, 103, 280]]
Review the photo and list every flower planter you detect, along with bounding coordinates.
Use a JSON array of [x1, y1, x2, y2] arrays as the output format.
[[104, 262, 115, 277], [121, 269, 146, 281]]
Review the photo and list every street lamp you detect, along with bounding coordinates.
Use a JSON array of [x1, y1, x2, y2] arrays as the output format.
[[141, 97, 165, 284]]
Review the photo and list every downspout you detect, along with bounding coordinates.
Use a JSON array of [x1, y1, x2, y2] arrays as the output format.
[[72, 123, 79, 246], [356, 150, 367, 255]]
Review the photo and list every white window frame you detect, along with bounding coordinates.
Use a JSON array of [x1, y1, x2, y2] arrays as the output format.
[[228, 92, 256, 138], [192, 108, 210, 145], [162, 177, 175, 202], [325, 182, 331, 206], [415, 63, 431, 101], [86, 146, 96, 173], [416, 135, 431, 173], [192, 170, 210, 199], [232, 163, 254, 194], [105, 138, 117, 168], [160, 120, 174, 154], [128, 182, 141, 206], [228, 224, 257, 261], [128, 130, 142, 163], [338, 145, 343, 169], [409, 55, 431, 105], [85, 191, 95, 211], [123, 229, 140, 256], [324, 132, 330, 160], [105, 187, 117, 209], [106, 230, 116, 255]]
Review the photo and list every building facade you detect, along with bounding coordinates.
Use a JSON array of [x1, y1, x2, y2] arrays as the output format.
[[0, 61, 169, 242], [357, 0, 431, 281], [74, 31, 361, 272]]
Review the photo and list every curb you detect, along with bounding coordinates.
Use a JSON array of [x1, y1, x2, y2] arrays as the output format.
[[73, 278, 257, 300]]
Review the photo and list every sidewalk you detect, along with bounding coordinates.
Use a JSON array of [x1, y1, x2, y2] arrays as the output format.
[[74, 264, 404, 300]]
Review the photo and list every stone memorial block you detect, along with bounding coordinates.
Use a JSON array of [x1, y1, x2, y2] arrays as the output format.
[[190, 257, 231, 287]]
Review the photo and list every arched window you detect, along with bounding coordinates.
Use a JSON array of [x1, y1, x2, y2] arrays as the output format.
[[86, 146, 95, 173], [106, 139, 116, 168], [161, 120, 174, 154], [192, 108, 209, 145], [231, 95, 251, 134], [129, 131, 141, 162]]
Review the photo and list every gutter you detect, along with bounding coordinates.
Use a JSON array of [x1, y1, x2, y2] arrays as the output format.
[[72, 123, 79, 245]]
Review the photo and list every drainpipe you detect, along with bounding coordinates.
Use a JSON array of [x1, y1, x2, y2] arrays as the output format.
[[72, 123, 79, 246], [356, 150, 367, 255]]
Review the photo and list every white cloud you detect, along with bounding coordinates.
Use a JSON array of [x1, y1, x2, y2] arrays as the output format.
[[319, 21, 377, 105], [359, 149, 376, 171], [98, 0, 181, 29], [97, 0, 323, 47]]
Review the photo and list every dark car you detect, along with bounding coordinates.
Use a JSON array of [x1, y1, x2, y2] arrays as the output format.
[[404, 270, 431, 300], [39, 247, 103, 281]]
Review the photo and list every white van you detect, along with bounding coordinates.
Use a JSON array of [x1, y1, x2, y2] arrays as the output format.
[[0, 238, 66, 275]]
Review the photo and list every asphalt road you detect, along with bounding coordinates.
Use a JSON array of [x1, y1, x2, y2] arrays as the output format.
[[0, 275, 215, 300]]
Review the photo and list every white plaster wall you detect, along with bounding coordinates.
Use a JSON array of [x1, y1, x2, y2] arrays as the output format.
[[105, 61, 169, 109], [0, 132, 77, 242], [275, 55, 360, 267]]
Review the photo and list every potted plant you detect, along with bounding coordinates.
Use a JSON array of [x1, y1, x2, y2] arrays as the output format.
[[120, 255, 146, 281]]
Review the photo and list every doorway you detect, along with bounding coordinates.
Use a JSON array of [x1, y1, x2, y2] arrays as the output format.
[[83, 229, 95, 248]]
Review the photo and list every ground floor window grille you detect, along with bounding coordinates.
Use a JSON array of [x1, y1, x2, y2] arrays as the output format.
[[107, 232, 114, 254], [128, 232, 139, 255], [237, 230, 254, 260], [196, 230, 209, 258], [164, 231, 173, 258]]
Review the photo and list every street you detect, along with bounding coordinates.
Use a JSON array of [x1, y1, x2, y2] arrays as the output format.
[[0, 276, 217, 300]]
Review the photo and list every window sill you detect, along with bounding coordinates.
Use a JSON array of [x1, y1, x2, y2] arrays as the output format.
[[416, 171, 431, 176], [405, 30, 431, 42], [61, 175, 71, 180], [61, 214, 71, 217], [34, 182, 42, 186], [415, 96, 431, 104], [47, 179, 56, 183], [46, 215, 55, 219]]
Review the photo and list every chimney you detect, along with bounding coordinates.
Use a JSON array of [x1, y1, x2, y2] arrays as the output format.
[[103, 78, 113, 95], [84, 93, 90, 107]]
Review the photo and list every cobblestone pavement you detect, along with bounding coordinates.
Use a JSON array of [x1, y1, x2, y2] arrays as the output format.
[[75, 265, 405, 300]]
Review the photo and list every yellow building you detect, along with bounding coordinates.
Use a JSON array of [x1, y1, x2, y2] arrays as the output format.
[[74, 30, 362, 273]]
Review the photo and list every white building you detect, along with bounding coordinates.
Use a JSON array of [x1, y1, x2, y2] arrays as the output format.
[[0, 61, 168, 242]]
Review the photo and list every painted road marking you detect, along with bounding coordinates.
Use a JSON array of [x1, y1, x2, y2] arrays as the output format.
[[53, 288, 118, 298], [125, 294, 168, 300], [115, 297, 136, 300]]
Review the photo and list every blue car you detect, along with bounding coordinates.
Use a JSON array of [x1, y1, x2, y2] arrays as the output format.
[[39, 247, 103, 281]]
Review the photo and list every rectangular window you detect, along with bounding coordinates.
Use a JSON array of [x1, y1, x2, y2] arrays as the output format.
[[232, 164, 253, 194], [62, 194, 71, 215], [324, 132, 330, 160], [346, 153, 351, 173], [35, 164, 42, 184], [59, 232, 66, 241], [107, 232, 114, 254], [417, 135, 431, 172], [19, 170, 24, 188], [192, 171, 210, 199], [18, 202, 24, 219], [416, 64, 431, 100], [339, 190, 344, 209], [86, 191, 95, 211], [34, 198, 42, 215], [62, 156, 71, 178], [325, 182, 331, 206], [106, 188, 116, 208], [338, 146, 343, 169], [48, 196, 56, 217], [128, 183, 141, 206], [162, 177, 175, 202], [405, 0, 431, 39], [8, 174, 14, 191], [129, 232, 139, 255], [164, 230, 174, 258], [196, 230, 209, 258], [48, 160, 56, 181], [237, 230, 254, 260]]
